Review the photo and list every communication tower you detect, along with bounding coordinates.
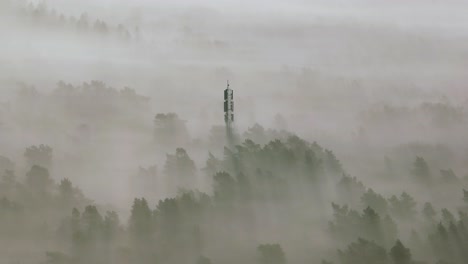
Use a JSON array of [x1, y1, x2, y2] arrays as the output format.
[[224, 80, 234, 126]]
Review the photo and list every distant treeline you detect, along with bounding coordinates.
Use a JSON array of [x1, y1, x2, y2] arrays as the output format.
[[3, 0, 139, 41]]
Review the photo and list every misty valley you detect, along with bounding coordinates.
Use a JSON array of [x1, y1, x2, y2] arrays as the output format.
[[1, 1, 468, 264]]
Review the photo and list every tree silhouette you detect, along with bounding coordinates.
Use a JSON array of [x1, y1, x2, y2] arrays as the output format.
[[361, 207, 385, 244], [213, 172, 236, 205], [388, 192, 416, 219], [411, 157, 431, 184], [164, 148, 197, 189], [257, 244, 286, 264], [26, 165, 53, 196], [129, 198, 152, 242], [24, 144, 53, 169], [463, 189, 468, 204], [422, 202, 436, 221], [154, 113, 190, 146], [389, 240, 412, 264], [338, 238, 387, 264], [361, 188, 388, 215], [129, 198, 153, 263], [196, 255, 212, 264]]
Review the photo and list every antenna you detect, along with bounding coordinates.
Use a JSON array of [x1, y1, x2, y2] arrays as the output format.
[[224, 81, 234, 125]]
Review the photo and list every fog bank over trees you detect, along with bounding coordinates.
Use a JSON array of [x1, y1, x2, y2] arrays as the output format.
[[1, 0, 468, 263]]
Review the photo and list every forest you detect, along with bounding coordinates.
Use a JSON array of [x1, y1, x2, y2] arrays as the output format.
[[1, 0, 468, 263], [1, 81, 467, 264]]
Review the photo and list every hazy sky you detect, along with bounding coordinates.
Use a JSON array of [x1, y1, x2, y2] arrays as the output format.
[[2, 0, 468, 129]]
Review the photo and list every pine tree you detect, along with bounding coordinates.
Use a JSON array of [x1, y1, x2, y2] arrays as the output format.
[[411, 156, 431, 184], [390, 240, 412, 264], [422, 202, 436, 221]]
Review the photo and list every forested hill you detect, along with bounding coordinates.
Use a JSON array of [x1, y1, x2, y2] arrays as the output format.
[[1, 124, 468, 263]]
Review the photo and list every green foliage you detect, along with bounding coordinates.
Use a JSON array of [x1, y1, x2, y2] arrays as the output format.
[[103, 211, 120, 241], [63, 205, 114, 263], [59, 178, 73, 197], [213, 171, 236, 205], [26, 165, 51, 189], [151, 192, 211, 262], [57, 178, 88, 209], [16, 2, 135, 40], [243, 123, 267, 145], [381, 215, 398, 247], [388, 192, 417, 219], [463, 189, 468, 203], [203, 152, 222, 178], [337, 175, 366, 207], [429, 223, 452, 262], [329, 203, 360, 242], [164, 148, 197, 188], [196, 255, 212, 264], [361, 207, 383, 243], [330, 200, 400, 248], [52, 81, 149, 129], [338, 238, 387, 264], [324, 149, 343, 176], [225, 136, 337, 186], [154, 113, 190, 146], [427, 215, 468, 263], [329, 203, 394, 247], [81, 205, 104, 241], [129, 198, 152, 242], [389, 240, 412, 264], [11, 131, 465, 264], [441, 209, 455, 226], [304, 149, 323, 181], [257, 244, 286, 264], [411, 157, 431, 184], [24, 144, 53, 169], [361, 188, 388, 214], [422, 202, 436, 221]]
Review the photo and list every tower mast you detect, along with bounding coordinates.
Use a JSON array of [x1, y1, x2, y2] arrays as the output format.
[[224, 80, 234, 127]]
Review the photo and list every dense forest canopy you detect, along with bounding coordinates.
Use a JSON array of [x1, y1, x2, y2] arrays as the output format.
[[1, 82, 468, 263]]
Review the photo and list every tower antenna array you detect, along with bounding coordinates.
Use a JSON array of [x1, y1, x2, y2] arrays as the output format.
[[224, 80, 234, 126]]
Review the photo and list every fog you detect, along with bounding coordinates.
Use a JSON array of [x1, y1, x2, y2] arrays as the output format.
[[1, 0, 468, 263]]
